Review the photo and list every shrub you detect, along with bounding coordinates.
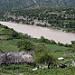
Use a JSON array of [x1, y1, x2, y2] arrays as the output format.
[[40, 36, 57, 44], [34, 43, 58, 65], [36, 24, 47, 27], [34, 43, 47, 53], [72, 44, 75, 48], [34, 50, 58, 65], [58, 42, 64, 46], [40, 36, 47, 43], [4, 26, 9, 29], [64, 44, 72, 47], [17, 39, 34, 51], [31, 22, 34, 25], [50, 40, 57, 44], [71, 41, 75, 44], [11, 31, 19, 38], [19, 33, 30, 39]]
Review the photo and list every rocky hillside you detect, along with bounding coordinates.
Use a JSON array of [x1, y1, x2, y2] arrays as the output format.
[[0, 0, 75, 11], [0, 0, 36, 11]]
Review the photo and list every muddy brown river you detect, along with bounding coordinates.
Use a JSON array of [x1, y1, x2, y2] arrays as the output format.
[[0, 21, 75, 44]]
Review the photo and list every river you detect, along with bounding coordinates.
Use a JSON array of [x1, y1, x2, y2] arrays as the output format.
[[0, 21, 75, 44]]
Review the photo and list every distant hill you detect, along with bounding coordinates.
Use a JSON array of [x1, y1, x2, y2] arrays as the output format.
[[0, 0, 75, 11]]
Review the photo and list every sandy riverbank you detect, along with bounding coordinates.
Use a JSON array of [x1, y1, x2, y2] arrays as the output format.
[[0, 21, 75, 44]]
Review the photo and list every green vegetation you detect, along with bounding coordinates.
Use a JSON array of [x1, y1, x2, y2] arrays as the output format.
[[0, 64, 75, 75], [36, 23, 47, 27], [0, 8, 75, 74], [1, 0, 75, 11], [34, 43, 58, 64], [0, 24, 75, 75], [1, 8, 75, 32], [17, 39, 34, 51]]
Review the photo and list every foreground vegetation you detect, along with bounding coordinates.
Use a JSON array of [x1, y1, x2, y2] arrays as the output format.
[[0, 23, 75, 75], [0, 64, 75, 75]]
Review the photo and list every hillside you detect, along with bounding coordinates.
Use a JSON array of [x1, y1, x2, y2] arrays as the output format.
[[0, 0, 75, 75], [0, 0, 75, 11], [0, 0, 36, 11], [0, 23, 75, 75]]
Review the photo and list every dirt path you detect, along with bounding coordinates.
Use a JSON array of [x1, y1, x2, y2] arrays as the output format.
[[0, 21, 75, 44]]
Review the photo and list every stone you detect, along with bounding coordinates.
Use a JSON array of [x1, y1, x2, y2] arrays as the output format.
[[0, 51, 34, 65]]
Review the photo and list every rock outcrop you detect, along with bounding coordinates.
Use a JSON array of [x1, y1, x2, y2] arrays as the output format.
[[0, 52, 7, 65], [0, 51, 34, 65]]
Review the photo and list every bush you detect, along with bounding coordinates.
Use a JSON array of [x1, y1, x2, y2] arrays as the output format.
[[34, 43, 58, 65], [50, 40, 57, 44], [40, 36, 49, 43], [31, 22, 34, 25], [17, 39, 34, 51], [36, 24, 47, 27], [34, 43, 47, 53], [64, 44, 72, 47], [34, 50, 58, 65], [40, 36, 57, 44], [10, 31, 19, 38], [4, 26, 9, 29], [72, 44, 75, 48], [19, 33, 30, 39], [58, 42, 64, 46], [71, 41, 75, 44]]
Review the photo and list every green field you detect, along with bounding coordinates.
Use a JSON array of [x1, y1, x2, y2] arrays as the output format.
[[0, 24, 75, 75]]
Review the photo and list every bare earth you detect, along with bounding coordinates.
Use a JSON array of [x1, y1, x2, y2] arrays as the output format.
[[0, 21, 75, 44]]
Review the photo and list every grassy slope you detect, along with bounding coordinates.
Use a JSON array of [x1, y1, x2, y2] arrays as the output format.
[[0, 39, 19, 52], [0, 24, 75, 75], [0, 64, 75, 75], [0, 24, 68, 52]]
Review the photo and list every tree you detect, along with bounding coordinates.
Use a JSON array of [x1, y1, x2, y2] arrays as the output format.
[[31, 22, 34, 25], [11, 31, 19, 38], [34, 43, 58, 67], [40, 36, 56, 44], [17, 39, 34, 51]]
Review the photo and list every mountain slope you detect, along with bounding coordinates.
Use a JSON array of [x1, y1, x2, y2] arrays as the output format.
[[0, 0, 75, 11], [0, 0, 36, 11], [37, 0, 75, 8]]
